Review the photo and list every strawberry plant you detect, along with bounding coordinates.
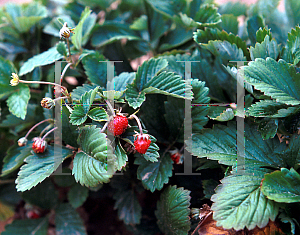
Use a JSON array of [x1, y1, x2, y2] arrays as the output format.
[[0, 0, 300, 234]]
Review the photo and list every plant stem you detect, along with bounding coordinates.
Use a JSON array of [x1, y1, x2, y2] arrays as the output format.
[[66, 38, 72, 62], [100, 121, 109, 133], [0, 179, 15, 185], [39, 124, 53, 137], [130, 114, 143, 134], [25, 119, 53, 139], [19, 80, 66, 90], [105, 100, 115, 116], [53, 96, 68, 102], [41, 127, 58, 141], [61, 63, 72, 83]]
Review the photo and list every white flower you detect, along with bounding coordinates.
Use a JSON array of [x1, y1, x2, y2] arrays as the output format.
[[10, 73, 19, 86]]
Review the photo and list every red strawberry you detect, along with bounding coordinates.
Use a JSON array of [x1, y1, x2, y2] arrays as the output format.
[[32, 137, 47, 153], [134, 133, 151, 154], [108, 114, 128, 136], [169, 148, 183, 164]]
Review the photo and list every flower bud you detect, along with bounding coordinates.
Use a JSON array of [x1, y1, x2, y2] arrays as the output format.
[[59, 22, 71, 39], [32, 137, 47, 153], [41, 97, 55, 109], [10, 73, 19, 86], [18, 137, 28, 147]]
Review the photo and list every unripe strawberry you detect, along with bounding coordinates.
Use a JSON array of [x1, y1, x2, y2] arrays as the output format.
[[134, 133, 151, 154], [32, 137, 47, 153], [18, 137, 28, 147], [169, 149, 183, 164], [108, 114, 128, 136]]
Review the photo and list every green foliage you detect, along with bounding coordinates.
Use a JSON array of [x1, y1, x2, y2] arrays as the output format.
[[72, 125, 116, 187], [155, 185, 191, 235], [2, 218, 48, 235], [7, 84, 30, 120], [262, 168, 300, 203], [68, 183, 89, 208], [55, 203, 87, 235], [16, 146, 73, 192]]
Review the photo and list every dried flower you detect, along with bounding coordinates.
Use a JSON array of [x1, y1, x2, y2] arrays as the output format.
[[10, 73, 19, 86], [59, 22, 74, 39], [18, 137, 28, 147], [32, 137, 47, 153], [41, 97, 55, 109]]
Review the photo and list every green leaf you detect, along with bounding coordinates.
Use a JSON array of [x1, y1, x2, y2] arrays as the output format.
[[257, 118, 278, 140], [250, 35, 280, 60], [284, 26, 300, 63], [4, 2, 47, 33], [202, 179, 219, 199], [262, 168, 300, 203], [1, 143, 32, 177], [16, 146, 73, 192], [91, 21, 141, 47], [81, 12, 97, 46], [115, 139, 128, 171], [191, 79, 210, 133], [82, 52, 107, 87], [71, 7, 91, 50], [247, 15, 265, 45], [126, 58, 189, 109], [55, 203, 87, 235], [0, 202, 14, 221], [155, 185, 191, 235], [141, 135, 160, 162], [2, 218, 48, 235], [135, 154, 173, 192], [145, 0, 187, 18], [19, 45, 64, 76], [71, 83, 99, 100], [208, 107, 235, 121], [113, 189, 142, 225], [220, 14, 238, 35], [22, 178, 58, 209], [6, 84, 30, 120], [130, 15, 148, 30], [87, 107, 108, 121], [72, 125, 116, 187], [194, 28, 248, 58], [218, 2, 247, 16], [201, 40, 245, 64], [68, 183, 89, 208], [70, 87, 98, 125], [285, 0, 300, 28], [186, 122, 288, 169], [278, 212, 297, 235], [43, 15, 75, 37], [211, 169, 279, 230], [113, 72, 135, 98], [256, 27, 272, 43], [62, 106, 79, 147], [56, 41, 68, 57], [246, 100, 299, 118], [0, 55, 18, 99], [175, 4, 221, 28], [243, 58, 300, 105]]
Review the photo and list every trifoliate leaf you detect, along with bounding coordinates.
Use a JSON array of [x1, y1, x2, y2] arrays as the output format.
[[113, 189, 142, 225], [68, 183, 89, 208], [250, 35, 280, 60], [70, 87, 98, 125], [6, 84, 30, 120], [1, 142, 32, 177], [2, 218, 48, 235], [72, 125, 116, 187], [19, 46, 64, 76], [135, 154, 172, 192], [55, 203, 87, 235], [16, 146, 72, 192], [262, 168, 300, 203], [243, 58, 300, 105], [211, 169, 279, 230], [155, 185, 191, 235]]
